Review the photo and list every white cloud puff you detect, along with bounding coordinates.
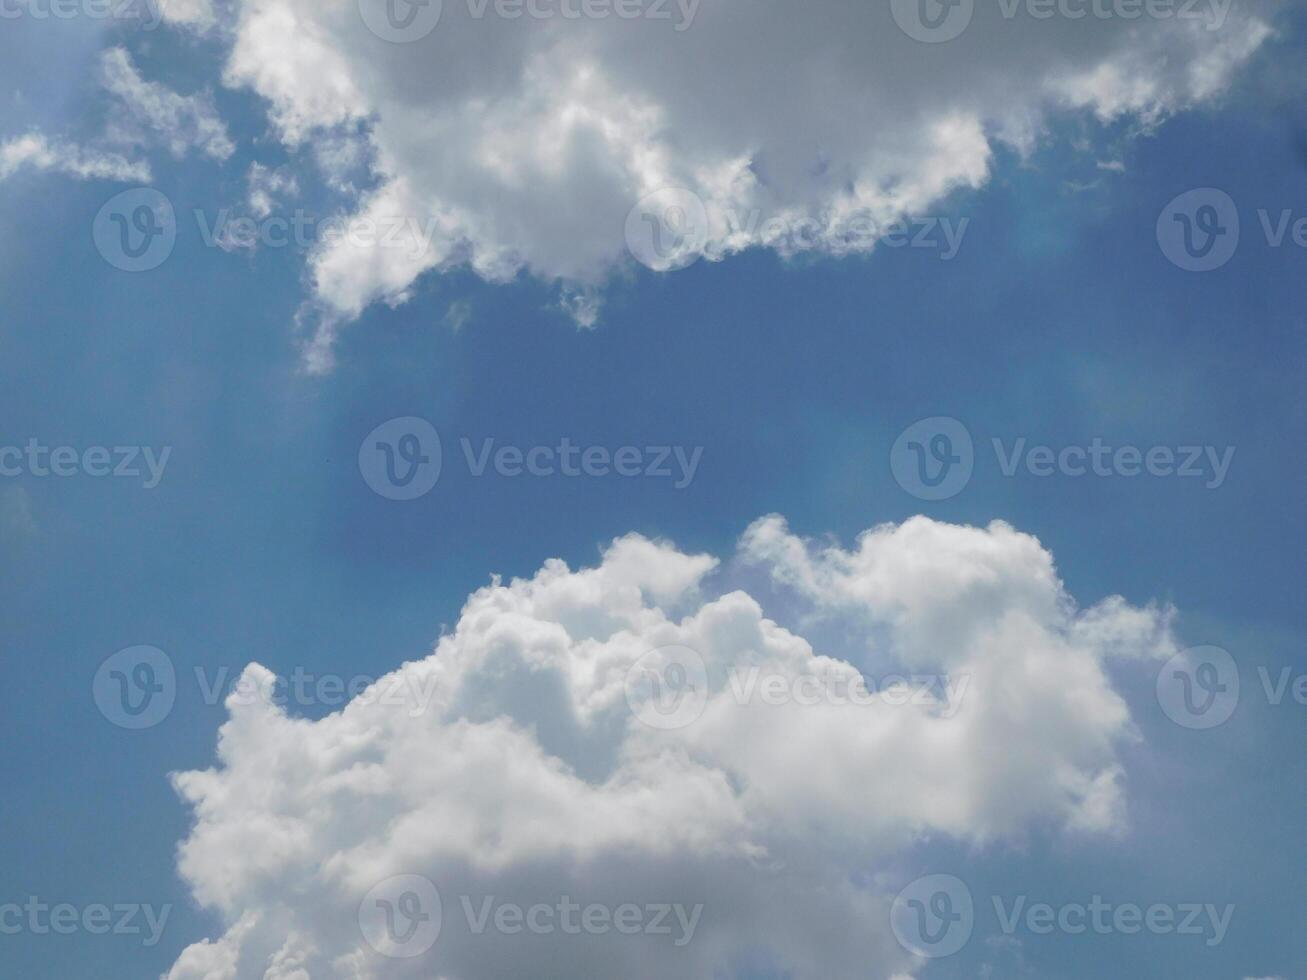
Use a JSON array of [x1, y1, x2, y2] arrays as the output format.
[[100, 47, 236, 161], [197, 0, 1276, 368], [0, 133, 151, 183], [167, 515, 1177, 979], [0, 48, 234, 186], [160, 0, 218, 30]]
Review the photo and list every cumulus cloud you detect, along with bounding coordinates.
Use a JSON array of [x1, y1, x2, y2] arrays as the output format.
[[197, 0, 1277, 368], [167, 515, 1177, 979], [100, 47, 235, 161], [0, 132, 151, 183]]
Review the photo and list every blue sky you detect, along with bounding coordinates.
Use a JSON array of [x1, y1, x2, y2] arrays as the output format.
[[2, 3, 1306, 978]]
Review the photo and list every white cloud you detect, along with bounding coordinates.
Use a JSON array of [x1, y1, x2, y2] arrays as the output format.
[[160, 0, 217, 30], [167, 515, 1177, 979], [443, 299, 472, 332], [100, 46, 235, 161], [0, 47, 235, 186], [203, 161, 304, 253], [0, 132, 151, 183], [202, 0, 1276, 369], [246, 161, 300, 219]]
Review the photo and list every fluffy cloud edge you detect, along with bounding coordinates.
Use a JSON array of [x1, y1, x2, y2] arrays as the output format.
[[185, 0, 1281, 370], [164, 514, 1180, 979]]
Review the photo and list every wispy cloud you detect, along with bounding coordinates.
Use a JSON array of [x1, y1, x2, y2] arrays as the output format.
[[0, 133, 150, 183]]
